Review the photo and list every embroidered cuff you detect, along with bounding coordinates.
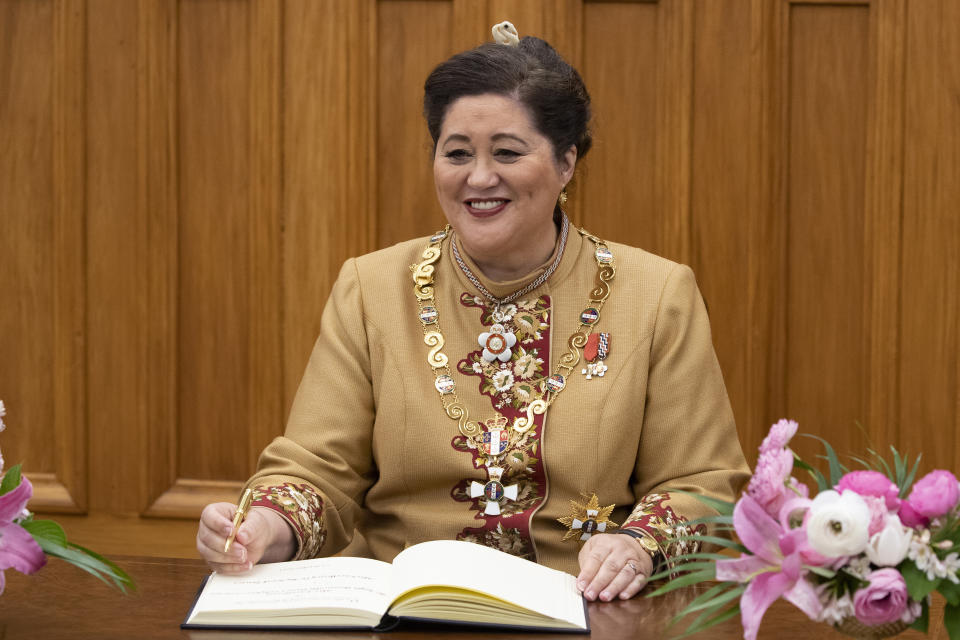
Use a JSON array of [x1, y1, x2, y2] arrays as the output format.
[[250, 482, 326, 561], [621, 492, 705, 564]]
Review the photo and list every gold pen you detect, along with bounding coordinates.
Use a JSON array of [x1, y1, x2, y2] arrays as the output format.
[[223, 488, 253, 553]]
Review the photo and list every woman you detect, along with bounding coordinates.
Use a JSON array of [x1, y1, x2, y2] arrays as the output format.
[[197, 22, 749, 603]]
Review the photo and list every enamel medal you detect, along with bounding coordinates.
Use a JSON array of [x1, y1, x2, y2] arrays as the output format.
[[557, 493, 619, 543], [470, 466, 518, 516], [582, 332, 610, 379]]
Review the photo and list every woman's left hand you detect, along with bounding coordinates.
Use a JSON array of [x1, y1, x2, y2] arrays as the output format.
[[577, 533, 653, 601]]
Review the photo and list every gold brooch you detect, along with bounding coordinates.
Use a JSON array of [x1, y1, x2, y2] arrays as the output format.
[[557, 493, 619, 542]]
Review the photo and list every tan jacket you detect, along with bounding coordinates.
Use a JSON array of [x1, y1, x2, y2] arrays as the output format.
[[247, 227, 750, 575]]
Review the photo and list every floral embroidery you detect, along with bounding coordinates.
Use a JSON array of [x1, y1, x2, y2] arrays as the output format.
[[251, 482, 325, 560], [451, 294, 552, 560], [457, 294, 550, 411], [457, 523, 535, 561], [622, 492, 706, 560]]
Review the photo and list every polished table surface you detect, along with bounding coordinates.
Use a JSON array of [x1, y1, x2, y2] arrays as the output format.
[[0, 556, 943, 640]]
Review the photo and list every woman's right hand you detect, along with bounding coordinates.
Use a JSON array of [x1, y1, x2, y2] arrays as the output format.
[[196, 503, 296, 573]]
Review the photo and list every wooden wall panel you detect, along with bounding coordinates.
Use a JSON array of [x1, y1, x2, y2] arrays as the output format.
[[689, 0, 753, 442], [784, 4, 870, 462], [177, 0, 252, 482], [900, 0, 960, 472], [87, 0, 143, 511], [283, 0, 376, 409], [376, 0, 453, 249], [579, 2, 659, 249], [0, 0, 57, 475], [0, 0, 86, 512]]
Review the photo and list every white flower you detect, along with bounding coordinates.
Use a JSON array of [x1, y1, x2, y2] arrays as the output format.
[[942, 552, 960, 584], [491, 370, 514, 393], [817, 590, 855, 624], [806, 490, 870, 557], [865, 514, 913, 566], [908, 529, 934, 572], [472, 362, 483, 374], [0, 398, 6, 432], [843, 555, 872, 579]]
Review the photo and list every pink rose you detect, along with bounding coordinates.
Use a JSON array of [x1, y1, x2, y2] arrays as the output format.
[[853, 569, 909, 626], [906, 470, 960, 518], [836, 470, 901, 511], [759, 419, 799, 454]]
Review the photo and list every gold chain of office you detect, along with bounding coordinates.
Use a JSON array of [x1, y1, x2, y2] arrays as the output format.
[[410, 225, 616, 438]]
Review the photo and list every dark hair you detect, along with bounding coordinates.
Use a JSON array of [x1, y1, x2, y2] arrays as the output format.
[[423, 37, 592, 164]]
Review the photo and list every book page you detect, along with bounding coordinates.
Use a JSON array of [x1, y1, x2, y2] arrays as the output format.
[[190, 556, 393, 619], [389, 540, 586, 628]]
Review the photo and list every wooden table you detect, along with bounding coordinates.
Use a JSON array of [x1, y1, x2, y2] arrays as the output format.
[[0, 556, 944, 639]]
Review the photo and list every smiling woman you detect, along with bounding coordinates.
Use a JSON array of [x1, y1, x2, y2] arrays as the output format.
[[196, 21, 750, 605], [432, 94, 575, 281]]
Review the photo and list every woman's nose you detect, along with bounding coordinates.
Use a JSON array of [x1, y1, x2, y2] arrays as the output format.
[[466, 158, 500, 189]]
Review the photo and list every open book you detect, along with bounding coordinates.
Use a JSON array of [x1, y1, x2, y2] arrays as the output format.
[[182, 539, 589, 632]]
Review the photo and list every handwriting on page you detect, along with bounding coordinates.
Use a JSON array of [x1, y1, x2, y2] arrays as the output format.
[[195, 557, 392, 614]]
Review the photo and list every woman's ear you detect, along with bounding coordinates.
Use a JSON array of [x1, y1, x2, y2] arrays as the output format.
[[558, 145, 578, 183]]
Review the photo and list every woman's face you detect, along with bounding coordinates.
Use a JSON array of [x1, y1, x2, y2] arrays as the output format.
[[433, 94, 576, 275]]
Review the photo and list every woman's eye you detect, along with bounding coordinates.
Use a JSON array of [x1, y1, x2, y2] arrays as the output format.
[[443, 149, 472, 162], [495, 149, 521, 158]]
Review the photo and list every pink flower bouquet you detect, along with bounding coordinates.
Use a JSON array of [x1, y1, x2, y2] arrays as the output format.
[[0, 401, 134, 594], [650, 419, 960, 639]]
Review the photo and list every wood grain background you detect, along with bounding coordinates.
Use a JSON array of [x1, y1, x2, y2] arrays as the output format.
[[1, 0, 957, 557]]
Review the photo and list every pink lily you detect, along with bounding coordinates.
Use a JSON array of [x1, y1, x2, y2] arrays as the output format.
[[0, 477, 47, 594], [716, 494, 822, 640]]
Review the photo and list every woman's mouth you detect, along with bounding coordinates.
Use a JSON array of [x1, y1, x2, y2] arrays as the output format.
[[464, 199, 509, 216]]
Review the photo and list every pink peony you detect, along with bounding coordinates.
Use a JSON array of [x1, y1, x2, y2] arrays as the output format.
[[835, 470, 901, 511], [759, 419, 799, 454], [747, 447, 795, 518], [898, 500, 929, 529], [853, 569, 909, 626], [0, 477, 47, 594], [906, 470, 960, 518]]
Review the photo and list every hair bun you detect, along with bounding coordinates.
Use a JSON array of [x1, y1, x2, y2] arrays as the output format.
[[492, 21, 519, 46]]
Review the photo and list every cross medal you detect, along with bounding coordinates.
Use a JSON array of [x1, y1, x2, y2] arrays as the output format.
[[470, 466, 518, 516], [469, 424, 518, 516]]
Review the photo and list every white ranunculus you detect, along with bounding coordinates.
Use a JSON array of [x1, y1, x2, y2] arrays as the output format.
[[806, 490, 871, 557], [865, 514, 913, 566]]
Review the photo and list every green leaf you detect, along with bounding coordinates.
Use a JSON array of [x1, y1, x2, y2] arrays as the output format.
[[945, 602, 960, 640], [848, 455, 875, 471], [803, 565, 837, 579], [648, 561, 717, 582], [792, 455, 828, 492], [683, 514, 734, 528], [646, 568, 717, 597], [803, 433, 846, 485], [662, 552, 732, 563], [0, 463, 22, 495], [21, 519, 68, 547], [675, 584, 745, 618], [892, 446, 906, 485], [941, 579, 960, 607], [668, 582, 729, 622], [901, 561, 939, 601], [911, 597, 930, 633], [667, 489, 733, 516], [902, 454, 923, 498], [669, 534, 748, 553], [867, 447, 895, 481], [67, 542, 136, 592], [676, 603, 741, 638]]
